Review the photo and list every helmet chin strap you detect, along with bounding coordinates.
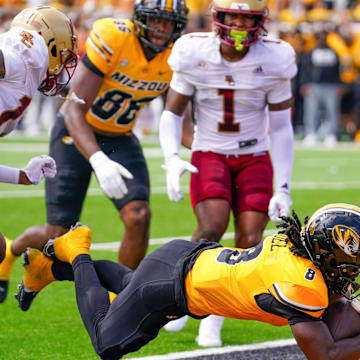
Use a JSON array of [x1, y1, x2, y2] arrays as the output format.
[[230, 29, 248, 51]]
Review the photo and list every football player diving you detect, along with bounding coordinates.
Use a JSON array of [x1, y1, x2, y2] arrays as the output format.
[[0, 0, 188, 302], [0, 6, 77, 273], [15, 203, 360, 360], [159, 0, 296, 345]]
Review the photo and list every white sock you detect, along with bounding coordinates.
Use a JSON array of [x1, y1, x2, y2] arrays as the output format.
[[196, 315, 224, 347], [164, 315, 189, 333]]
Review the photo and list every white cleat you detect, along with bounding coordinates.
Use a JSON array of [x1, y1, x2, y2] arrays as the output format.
[[303, 133, 317, 147], [324, 134, 337, 148], [164, 315, 189, 332], [196, 315, 224, 347], [196, 335, 222, 347]]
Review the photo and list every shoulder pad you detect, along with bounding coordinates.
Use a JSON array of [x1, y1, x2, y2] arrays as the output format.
[[86, 18, 134, 74], [9, 27, 48, 70], [168, 32, 217, 72], [270, 281, 328, 318], [259, 37, 298, 79]]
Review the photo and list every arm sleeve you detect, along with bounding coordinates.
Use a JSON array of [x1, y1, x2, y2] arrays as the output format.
[[159, 110, 183, 162], [0, 165, 20, 184], [269, 108, 294, 194]]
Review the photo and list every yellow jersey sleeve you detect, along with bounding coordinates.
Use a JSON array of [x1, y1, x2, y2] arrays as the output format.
[[270, 281, 328, 318], [85, 18, 132, 75]]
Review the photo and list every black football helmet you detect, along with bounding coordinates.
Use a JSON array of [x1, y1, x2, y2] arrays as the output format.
[[302, 204, 360, 300], [133, 0, 188, 54]]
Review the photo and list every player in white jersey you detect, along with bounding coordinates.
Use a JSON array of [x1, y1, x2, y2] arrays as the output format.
[[0, 6, 78, 300], [159, 0, 297, 346], [0, 6, 78, 136]]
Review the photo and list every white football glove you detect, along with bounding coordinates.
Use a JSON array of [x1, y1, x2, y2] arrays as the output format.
[[89, 151, 133, 200], [268, 192, 292, 223], [162, 155, 198, 202], [22, 155, 57, 185]]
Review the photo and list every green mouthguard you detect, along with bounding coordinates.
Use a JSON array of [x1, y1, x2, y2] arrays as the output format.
[[230, 30, 248, 51]]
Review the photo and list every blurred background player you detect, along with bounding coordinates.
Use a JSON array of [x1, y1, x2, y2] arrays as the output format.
[[16, 203, 360, 360], [159, 0, 297, 346], [0, 5, 78, 300], [0, 0, 188, 301], [300, 18, 342, 147]]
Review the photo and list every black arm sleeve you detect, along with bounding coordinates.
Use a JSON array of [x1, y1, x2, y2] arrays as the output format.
[[82, 53, 105, 78], [255, 293, 321, 325]]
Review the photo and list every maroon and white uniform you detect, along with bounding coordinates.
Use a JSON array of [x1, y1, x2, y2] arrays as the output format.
[[0, 27, 48, 137], [168, 32, 297, 156], [167, 32, 297, 212]]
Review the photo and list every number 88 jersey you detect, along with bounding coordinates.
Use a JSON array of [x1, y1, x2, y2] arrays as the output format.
[[84, 18, 172, 134], [185, 234, 328, 326]]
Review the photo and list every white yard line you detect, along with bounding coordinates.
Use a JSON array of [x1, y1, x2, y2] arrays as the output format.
[[129, 338, 296, 360], [0, 143, 189, 157], [1, 139, 360, 153], [90, 229, 277, 251], [2, 180, 360, 199]]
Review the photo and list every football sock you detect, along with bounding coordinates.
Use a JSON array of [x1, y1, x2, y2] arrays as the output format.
[[0, 238, 18, 280]]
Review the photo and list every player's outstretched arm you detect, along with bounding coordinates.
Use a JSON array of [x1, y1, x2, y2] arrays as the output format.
[[159, 88, 197, 202], [0, 155, 56, 185], [291, 320, 360, 360]]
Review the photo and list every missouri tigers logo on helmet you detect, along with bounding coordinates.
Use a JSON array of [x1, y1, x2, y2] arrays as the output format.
[[332, 225, 360, 257]]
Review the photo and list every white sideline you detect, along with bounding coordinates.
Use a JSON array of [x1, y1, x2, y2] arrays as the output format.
[[90, 229, 277, 251], [129, 338, 296, 360]]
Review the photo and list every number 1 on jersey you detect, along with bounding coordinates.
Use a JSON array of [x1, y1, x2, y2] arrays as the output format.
[[218, 89, 239, 133]]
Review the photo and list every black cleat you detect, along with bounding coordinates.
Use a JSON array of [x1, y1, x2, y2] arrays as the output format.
[[15, 281, 39, 312], [42, 238, 55, 258], [0, 280, 8, 303]]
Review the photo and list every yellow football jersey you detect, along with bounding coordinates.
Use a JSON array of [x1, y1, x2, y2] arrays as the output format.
[[185, 234, 329, 326], [84, 18, 172, 134]]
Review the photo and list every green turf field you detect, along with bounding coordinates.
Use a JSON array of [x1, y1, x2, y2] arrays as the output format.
[[0, 138, 359, 359]]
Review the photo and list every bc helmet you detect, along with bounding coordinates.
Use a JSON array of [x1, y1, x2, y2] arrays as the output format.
[[211, 0, 268, 51], [11, 6, 78, 96]]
